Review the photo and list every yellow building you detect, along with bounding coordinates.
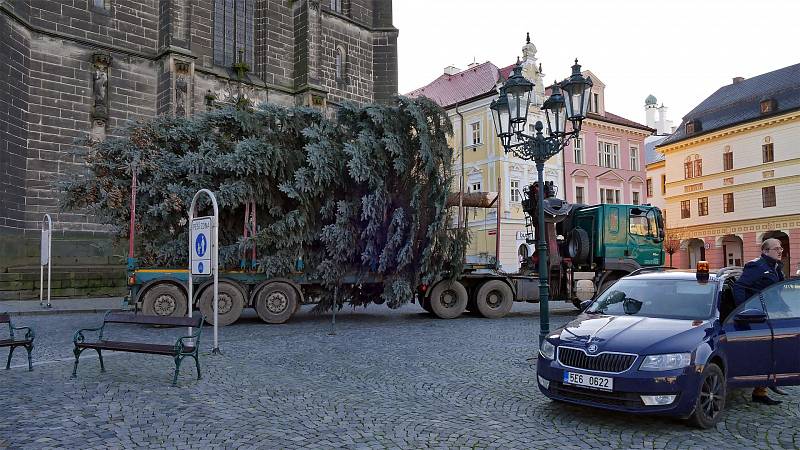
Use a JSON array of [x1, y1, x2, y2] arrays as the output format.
[[407, 37, 563, 271], [656, 63, 800, 276]]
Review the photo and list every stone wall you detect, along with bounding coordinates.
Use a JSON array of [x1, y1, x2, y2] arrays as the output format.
[[0, 0, 398, 290]]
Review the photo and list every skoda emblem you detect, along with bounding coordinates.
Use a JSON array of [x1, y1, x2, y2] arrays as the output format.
[[587, 344, 598, 354]]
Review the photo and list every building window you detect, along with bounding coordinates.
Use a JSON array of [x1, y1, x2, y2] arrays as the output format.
[[573, 137, 583, 164], [510, 180, 521, 202], [330, 0, 342, 12], [214, 0, 255, 68], [470, 182, 481, 193], [723, 193, 734, 213], [91, 0, 110, 9], [598, 141, 619, 168], [684, 155, 702, 179], [661, 175, 666, 194], [470, 122, 481, 146], [593, 93, 599, 113], [762, 186, 776, 208], [681, 200, 691, 219], [335, 47, 347, 82], [698, 197, 708, 216], [632, 192, 640, 205], [686, 121, 695, 134], [575, 186, 585, 204], [646, 178, 653, 198], [630, 146, 639, 171], [763, 143, 774, 163], [601, 188, 620, 204], [723, 150, 733, 171]]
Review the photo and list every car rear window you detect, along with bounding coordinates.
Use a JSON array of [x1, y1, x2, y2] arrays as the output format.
[[586, 279, 717, 320]]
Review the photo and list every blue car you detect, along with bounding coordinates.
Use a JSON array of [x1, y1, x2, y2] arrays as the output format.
[[536, 266, 800, 428]]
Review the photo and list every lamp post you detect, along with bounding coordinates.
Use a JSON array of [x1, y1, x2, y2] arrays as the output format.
[[491, 59, 592, 343]]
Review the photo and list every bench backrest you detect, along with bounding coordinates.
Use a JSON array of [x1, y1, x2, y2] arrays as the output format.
[[0, 313, 9, 324], [105, 313, 202, 328]]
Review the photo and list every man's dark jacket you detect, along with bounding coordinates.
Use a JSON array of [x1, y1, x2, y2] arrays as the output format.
[[733, 254, 784, 305]]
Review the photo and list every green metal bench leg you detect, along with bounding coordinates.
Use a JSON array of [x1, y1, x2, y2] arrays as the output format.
[[25, 344, 33, 371], [192, 354, 201, 380], [96, 349, 105, 372], [173, 355, 183, 386], [72, 347, 83, 378], [5, 346, 14, 370]]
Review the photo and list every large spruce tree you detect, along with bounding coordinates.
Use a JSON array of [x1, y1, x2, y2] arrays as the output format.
[[63, 97, 468, 310]]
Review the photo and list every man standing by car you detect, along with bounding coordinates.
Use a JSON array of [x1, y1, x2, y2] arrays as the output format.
[[733, 238, 785, 405]]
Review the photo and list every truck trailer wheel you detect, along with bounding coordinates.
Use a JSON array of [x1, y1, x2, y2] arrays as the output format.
[[141, 283, 188, 317], [255, 283, 297, 324], [198, 281, 245, 326], [428, 281, 467, 319], [475, 280, 513, 319]]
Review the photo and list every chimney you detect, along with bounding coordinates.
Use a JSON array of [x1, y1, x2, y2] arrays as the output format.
[[444, 66, 461, 75], [732, 76, 745, 84]]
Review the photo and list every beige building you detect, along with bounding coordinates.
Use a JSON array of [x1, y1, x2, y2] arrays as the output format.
[[408, 36, 562, 271], [656, 63, 800, 276]]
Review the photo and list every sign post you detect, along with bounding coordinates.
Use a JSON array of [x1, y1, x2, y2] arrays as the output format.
[[188, 189, 221, 355], [39, 214, 52, 308]]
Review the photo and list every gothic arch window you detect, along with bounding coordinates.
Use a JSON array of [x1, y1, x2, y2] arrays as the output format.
[[330, 0, 342, 12], [213, 0, 254, 68], [335, 46, 347, 83]]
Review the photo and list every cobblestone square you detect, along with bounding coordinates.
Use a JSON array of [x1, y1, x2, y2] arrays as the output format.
[[1, 304, 799, 449]]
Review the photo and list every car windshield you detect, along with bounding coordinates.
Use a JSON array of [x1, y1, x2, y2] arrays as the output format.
[[586, 278, 717, 320]]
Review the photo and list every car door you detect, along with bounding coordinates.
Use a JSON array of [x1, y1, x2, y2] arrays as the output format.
[[721, 293, 773, 387], [761, 279, 800, 386]]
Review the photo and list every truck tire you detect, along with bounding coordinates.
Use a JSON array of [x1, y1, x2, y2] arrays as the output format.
[[198, 281, 245, 327], [255, 283, 297, 324], [428, 281, 468, 319], [568, 228, 590, 264], [475, 280, 513, 319], [142, 283, 188, 317]]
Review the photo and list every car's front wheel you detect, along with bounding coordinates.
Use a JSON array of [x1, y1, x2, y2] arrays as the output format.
[[689, 363, 726, 429]]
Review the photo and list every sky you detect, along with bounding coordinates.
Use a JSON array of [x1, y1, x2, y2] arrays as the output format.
[[394, 0, 800, 127]]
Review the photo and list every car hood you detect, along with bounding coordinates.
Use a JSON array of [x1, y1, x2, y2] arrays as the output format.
[[553, 314, 711, 355]]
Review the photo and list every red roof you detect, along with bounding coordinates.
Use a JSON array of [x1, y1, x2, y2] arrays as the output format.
[[588, 112, 654, 132], [405, 62, 502, 109]]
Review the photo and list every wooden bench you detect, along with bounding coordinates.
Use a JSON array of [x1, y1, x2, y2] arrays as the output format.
[[1, 313, 35, 371], [72, 312, 204, 386]]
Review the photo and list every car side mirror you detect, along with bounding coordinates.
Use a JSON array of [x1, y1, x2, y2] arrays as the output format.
[[734, 308, 767, 324], [579, 300, 592, 311]]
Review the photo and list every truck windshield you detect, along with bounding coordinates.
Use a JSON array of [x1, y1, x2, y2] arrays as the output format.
[[586, 279, 717, 320]]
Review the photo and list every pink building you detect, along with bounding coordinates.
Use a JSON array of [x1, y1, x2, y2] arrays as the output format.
[[561, 71, 654, 206]]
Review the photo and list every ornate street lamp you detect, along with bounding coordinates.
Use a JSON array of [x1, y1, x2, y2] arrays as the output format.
[[492, 58, 592, 343]]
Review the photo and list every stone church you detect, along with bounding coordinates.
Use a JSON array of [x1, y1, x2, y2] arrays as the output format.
[[0, 0, 398, 298]]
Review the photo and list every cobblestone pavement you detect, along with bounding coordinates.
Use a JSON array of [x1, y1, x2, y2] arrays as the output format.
[[1, 302, 799, 449]]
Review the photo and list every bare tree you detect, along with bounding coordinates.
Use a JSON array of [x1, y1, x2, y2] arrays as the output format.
[[663, 228, 682, 267]]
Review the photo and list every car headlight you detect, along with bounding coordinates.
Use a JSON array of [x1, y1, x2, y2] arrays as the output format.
[[639, 353, 691, 371], [539, 340, 556, 360]]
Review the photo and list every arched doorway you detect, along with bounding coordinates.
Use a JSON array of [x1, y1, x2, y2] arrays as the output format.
[[721, 235, 743, 267], [762, 231, 791, 278], [687, 238, 706, 269]]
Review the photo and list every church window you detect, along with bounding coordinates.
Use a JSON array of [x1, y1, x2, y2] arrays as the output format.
[[91, 0, 110, 10], [330, 0, 342, 13], [213, 0, 255, 69]]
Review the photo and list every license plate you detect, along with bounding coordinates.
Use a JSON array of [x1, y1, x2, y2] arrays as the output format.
[[563, 371, 613, 391]]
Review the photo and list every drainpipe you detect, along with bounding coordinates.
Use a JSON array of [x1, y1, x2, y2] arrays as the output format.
[[456, 102, 465, 228]]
